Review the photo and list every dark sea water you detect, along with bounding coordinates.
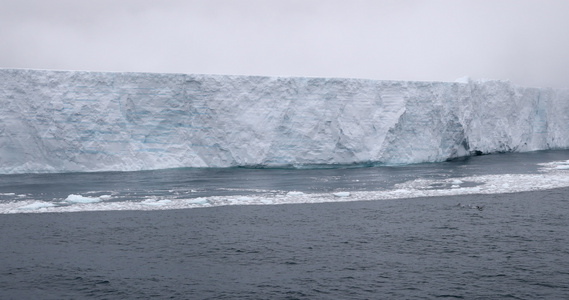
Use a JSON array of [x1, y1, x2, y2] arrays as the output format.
[[1, 150, 569, 208], [1, 151, 569, 299], [1, 188, 569, 299]]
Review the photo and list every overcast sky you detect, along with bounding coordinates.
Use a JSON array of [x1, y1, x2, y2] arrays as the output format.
[[1, 0, 568, 88]]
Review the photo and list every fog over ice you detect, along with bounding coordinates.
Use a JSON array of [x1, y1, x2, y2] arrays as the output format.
[[1, 0, 568, 88]]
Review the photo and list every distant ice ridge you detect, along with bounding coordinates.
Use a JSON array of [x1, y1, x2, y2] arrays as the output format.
[[1, 69, 568, 174]]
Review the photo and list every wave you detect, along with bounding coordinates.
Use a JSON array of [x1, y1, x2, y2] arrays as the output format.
[[2, 158, 568, 214]]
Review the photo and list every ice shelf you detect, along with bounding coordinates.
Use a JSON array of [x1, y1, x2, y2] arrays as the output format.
[[1, 69, 568, 174]]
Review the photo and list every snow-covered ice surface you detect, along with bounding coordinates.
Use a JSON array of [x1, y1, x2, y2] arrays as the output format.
[[1, 151, 568, 214], [1, 69, 569, 174]]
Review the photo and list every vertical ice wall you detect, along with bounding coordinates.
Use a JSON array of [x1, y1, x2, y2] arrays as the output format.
[[0, 69, 568, 174]]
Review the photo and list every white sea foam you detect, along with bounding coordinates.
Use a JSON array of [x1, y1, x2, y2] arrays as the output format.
[[2, 160, 568, 214], [287, 191, 305, 196], [141, 199, 172, 206]]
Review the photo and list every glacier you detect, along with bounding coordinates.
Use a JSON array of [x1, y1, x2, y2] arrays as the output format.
[[0, 69, 568, 174]]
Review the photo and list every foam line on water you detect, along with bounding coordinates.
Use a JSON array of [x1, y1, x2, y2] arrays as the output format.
[[1, 161, 568, 214]]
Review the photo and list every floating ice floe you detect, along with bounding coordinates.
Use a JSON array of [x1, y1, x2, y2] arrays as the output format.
[[451, 179, 463, 186], [65, 194, 103, 203], [333, 192, 351, 197], [18, 201, 56, 210]]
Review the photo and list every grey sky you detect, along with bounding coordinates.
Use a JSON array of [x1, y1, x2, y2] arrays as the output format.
[[1, 0, 568, 88]]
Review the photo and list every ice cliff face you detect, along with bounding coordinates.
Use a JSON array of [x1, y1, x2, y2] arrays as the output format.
[[1, 69, 568, 174]]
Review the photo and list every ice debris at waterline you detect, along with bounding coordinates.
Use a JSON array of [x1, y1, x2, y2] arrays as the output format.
[[2, 159, 569, 214], [64, 194, 110, 203], [1, 69, 569, 174]]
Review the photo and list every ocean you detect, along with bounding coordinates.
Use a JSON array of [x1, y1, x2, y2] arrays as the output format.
[[1, 150, 569, 299]]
